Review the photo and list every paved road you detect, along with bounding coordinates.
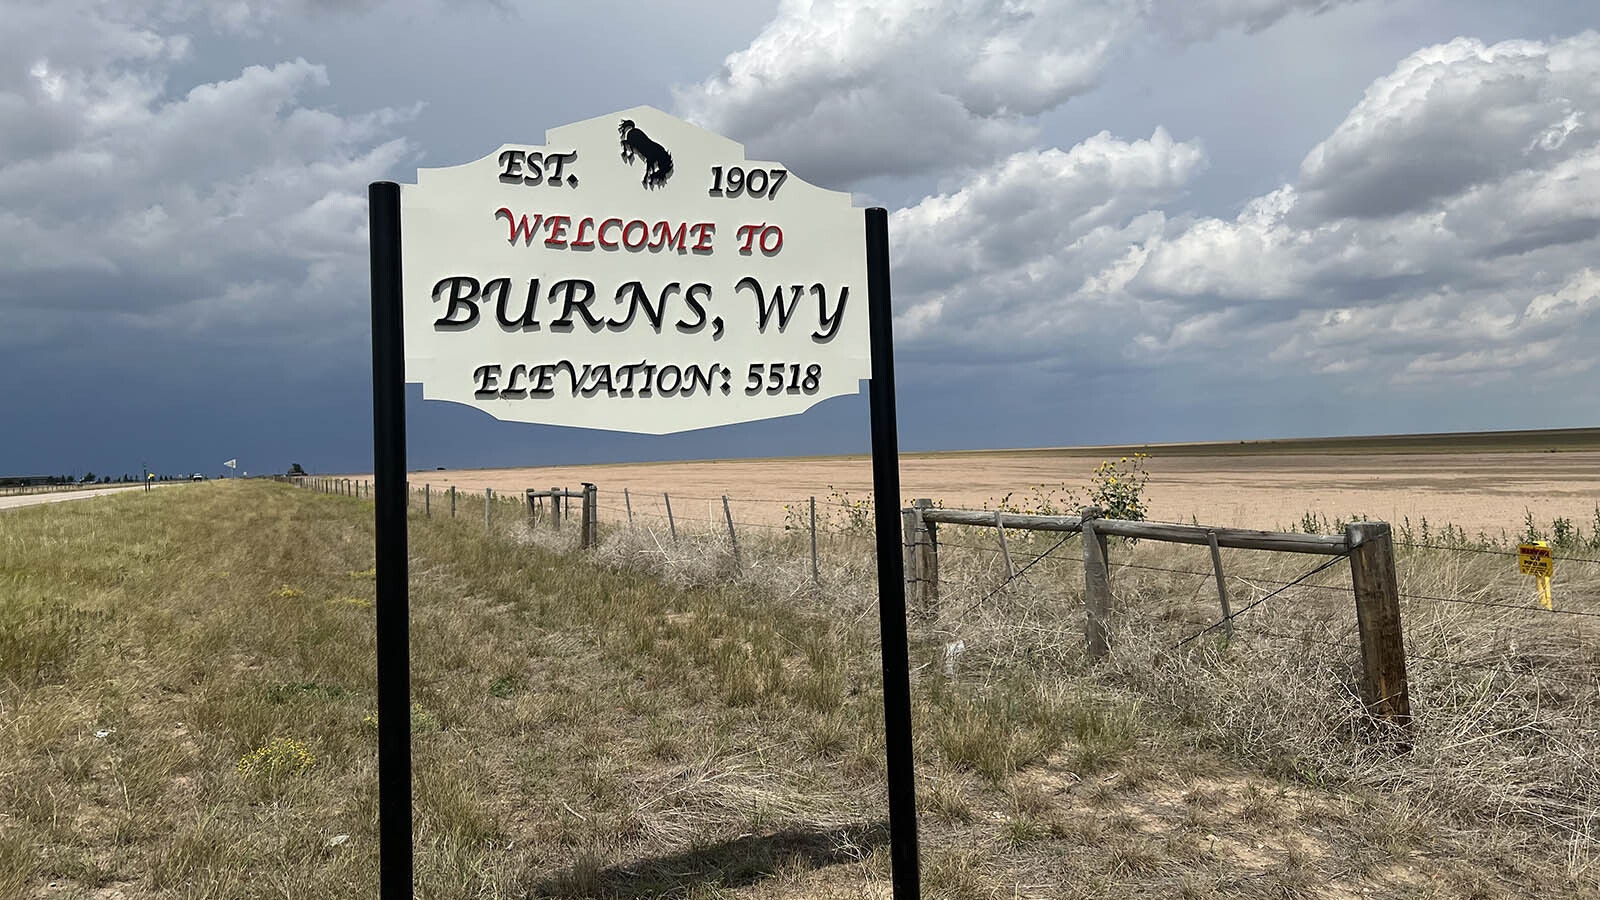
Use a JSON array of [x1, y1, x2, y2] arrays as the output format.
[[0, 484, 166, 512]]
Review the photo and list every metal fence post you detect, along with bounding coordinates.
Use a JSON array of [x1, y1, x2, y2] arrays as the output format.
[[809, 495, 820, 587], [722, 495, 740, 572]]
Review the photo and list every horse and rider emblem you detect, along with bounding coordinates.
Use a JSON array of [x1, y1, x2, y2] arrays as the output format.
[[618, 119, 674, 190]]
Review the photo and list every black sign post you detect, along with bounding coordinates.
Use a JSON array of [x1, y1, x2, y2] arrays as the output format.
[[865, 207, 921, 898], [368, 181, 414, 900]]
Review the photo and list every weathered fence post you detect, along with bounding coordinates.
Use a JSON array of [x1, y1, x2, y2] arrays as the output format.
[[664, 492, 677, 543], [550, 486, 562, 531], [424, 484, 430, 517], [624, 488, 634, 526], [525, 489, 539, 524], [449, 485, 456, 518], [722, 495, 740, 572], [582, 483, 597, 549], [809, 495, 820, 586], [901, 507, 921, 606], [994, 509, 1016, 578], [1346, 521, 1411, 731], [917, 499, 939, 608], [484, 488, 492, 528], [1081, 507, 1111, 661], [1206, 530, 1233, 640], [902, 499, 939, 611]]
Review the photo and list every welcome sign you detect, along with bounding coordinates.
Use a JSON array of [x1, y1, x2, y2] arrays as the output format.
[[399, 106, 871, 433], [368, 107, 918, 900]]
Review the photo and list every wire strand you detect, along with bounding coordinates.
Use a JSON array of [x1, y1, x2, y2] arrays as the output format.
[[1399, 591, 1600, 619], [955, 533, 1080, 619], [1172, 552, 1351, 649]]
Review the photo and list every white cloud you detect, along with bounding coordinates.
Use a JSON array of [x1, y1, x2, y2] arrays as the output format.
[[1296, 33, 1600, 219], [889, 128, 1206, 360], [887, 31, 1600, 395], [675, 0, 1365, 186]]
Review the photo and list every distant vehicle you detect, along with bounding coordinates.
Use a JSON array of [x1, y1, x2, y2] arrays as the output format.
[[192, 474, 204, 481]]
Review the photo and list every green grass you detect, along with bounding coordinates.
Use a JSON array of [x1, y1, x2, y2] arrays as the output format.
[[0, 482, 1595, 898]]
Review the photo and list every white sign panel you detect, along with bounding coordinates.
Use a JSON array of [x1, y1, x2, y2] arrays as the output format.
[[400, 107, 870, 435]]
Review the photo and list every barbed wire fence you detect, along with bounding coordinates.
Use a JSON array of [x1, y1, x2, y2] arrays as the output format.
[[280, 473, 1600, 843]]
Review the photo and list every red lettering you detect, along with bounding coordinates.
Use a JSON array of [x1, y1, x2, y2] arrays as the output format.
[[622, 219, 649, 250], [543, 214, 572, 247], [495, 207, 542, 245], [736, 223, 761, 253], [690, 222, 715, 252], [571, 216, 595, 248], [598, 217, 623, 249], [759, 224, 783, 254], [650, 221, 687, 252]]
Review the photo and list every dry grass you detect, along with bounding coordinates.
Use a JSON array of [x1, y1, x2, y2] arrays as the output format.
[[0, 480, 1596, 898]]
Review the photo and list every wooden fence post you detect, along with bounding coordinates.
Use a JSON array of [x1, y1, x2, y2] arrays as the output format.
[[449, 485, 456, 518], [1346, 521, 1411, 731], [809, 495, 820, 586], [624, 488, 634, 526], [551, 487, 563, 531], [902, 499, 939, 611], [901, 506, 921, 607], [1206, 531, 1233, 640], [582, 483, 597, 549], [525, 489, 538, 524], [484, 489, 492, 528], [1081, 507, 1111, 661], [424, 484, 430, 517], [994, 509, 1016, 578], [664, 492, 677, 543], [722, 495, 740, 572]]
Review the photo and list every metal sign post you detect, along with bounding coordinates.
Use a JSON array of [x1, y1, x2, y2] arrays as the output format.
[[368, 181, 413, 900], [865, 207, 920, 898]]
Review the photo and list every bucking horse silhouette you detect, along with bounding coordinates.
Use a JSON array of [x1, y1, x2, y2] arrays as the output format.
[[618, 119, 673, 189]]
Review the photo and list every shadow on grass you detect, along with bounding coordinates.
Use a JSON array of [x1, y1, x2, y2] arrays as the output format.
[[528, 822, 890, 898]]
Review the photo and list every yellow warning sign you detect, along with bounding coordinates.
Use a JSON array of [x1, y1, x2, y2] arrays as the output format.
[[1519, 541, 1554, 610], [1518, 542, 1553, 577]]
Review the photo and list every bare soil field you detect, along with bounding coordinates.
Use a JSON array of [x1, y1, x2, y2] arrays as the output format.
[[399, 431, 1600, 535]]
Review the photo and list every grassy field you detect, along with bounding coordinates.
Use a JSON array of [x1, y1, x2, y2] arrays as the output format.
[[1, 481, 1597, 898]]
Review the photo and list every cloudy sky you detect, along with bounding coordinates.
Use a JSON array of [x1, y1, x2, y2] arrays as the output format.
[[4, 0, 1599, 477]]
